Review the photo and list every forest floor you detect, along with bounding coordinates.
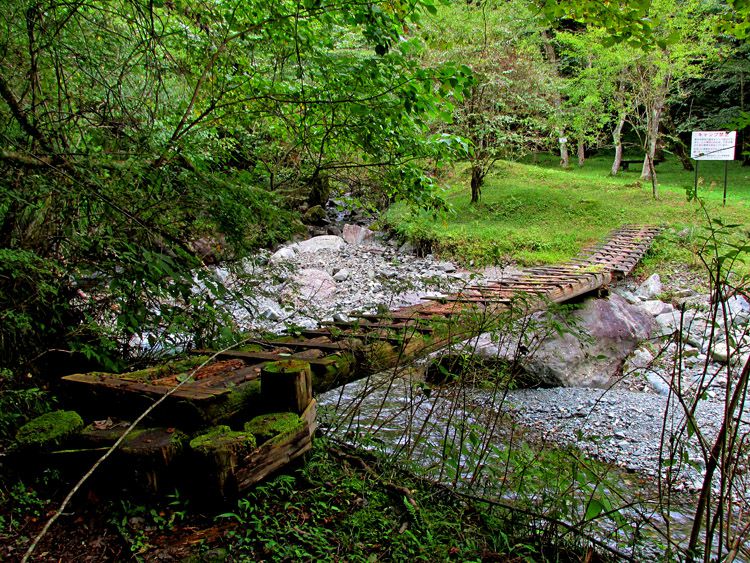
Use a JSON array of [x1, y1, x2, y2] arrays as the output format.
[[3, 440, 602, 562]]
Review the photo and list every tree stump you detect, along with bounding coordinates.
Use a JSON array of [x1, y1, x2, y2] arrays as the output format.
[[189, 426, 256, 498], [260, 360, 312, 414]]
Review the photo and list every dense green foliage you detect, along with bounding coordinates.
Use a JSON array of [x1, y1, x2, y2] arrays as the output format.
[[0, 0, 469, 372]]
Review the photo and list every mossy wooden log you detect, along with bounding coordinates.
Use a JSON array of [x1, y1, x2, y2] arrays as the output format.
[[189, 426, 257, 497], [119, 427, 187, 493], [244, 412, 304, 445], [235, 399, 316, 491], [13, 410, 84, 451], [61, 374, 262, 429], [80, 419, 132, 445], [261, 360, 312, 414], [310, 352, 355, 392]]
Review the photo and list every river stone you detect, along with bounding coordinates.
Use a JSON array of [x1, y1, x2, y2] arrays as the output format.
[[522, 294, 655, 387], [635, 274, 663, 300], [259, 300, 284, 321], [343, 224, 375, 246], [333, 268, 350, 282], [436, 261, 457, 273], [639, 300, 672, 317], [270, 246, 296, 263], [647, 372, 671, 396], [726, 295, 750, 325], [291, 268, 338, 301], [626, 347, 654, 370], [295, 235, 346, 253], [615, 288, 641, 305]]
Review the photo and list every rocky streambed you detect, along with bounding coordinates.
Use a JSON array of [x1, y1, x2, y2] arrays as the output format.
[[214, 227, 749, 492]]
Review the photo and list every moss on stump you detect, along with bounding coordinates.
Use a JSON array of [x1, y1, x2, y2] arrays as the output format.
[[189, 425, 256, 456], [244, 412, 303, 445], [14, 410, 84, 450], [190, 426, 257, 497]]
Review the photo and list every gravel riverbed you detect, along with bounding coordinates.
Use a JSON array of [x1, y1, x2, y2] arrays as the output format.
[[242, 230, 749, 489]]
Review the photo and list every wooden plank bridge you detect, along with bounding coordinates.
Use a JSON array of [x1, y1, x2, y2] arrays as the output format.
[[44, 225, 660, 495]]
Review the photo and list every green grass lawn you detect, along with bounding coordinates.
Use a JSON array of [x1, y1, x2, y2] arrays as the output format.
[[383, 154, 750, 274]]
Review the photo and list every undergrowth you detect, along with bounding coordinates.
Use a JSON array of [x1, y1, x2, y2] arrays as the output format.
[[216, 440, 602, 562]]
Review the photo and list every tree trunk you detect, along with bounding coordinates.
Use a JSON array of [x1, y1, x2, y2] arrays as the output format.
[[470, 165, 482, 204], [540, 30, 568, 169], [611, 114, 626, 176], [641, 74, 669, 183], [577, 139, 585, 167], [559, 137, 569, 168]]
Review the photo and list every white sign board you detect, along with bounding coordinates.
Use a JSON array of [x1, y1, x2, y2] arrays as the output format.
[[691, 131, 736, 160]]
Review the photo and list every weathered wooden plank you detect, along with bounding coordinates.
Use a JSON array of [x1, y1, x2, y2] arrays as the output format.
[[235, 401, 317, 490]]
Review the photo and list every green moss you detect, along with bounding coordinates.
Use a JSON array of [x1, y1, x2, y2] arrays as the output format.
[[310, 352, 355, 391], [14, 410, 84, 450], [84, 355, 211, 382], [190, 425, 256, 455], [236, 343, 266, 353], [196, 379, 262, 425], [262, 359, 310, 375], [244, 412, 303, 445], [122, 355, 211, 381]]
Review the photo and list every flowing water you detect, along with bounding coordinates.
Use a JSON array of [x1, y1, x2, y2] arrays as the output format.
[[318, 369, 749, 561]]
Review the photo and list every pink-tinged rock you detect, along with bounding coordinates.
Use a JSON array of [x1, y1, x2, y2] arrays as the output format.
[[343, 224, 375, 246], [524, 294, 655, 387], [291, 269, 338, 302]]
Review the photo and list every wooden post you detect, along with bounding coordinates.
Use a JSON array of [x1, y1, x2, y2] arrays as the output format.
[[261, 360, 312, 413]]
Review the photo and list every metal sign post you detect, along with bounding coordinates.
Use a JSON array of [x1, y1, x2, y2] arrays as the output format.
[[690, 131, 736, 205]]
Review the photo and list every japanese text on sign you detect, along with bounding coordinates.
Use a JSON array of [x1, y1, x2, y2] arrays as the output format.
[[691, 131, 736, 161]]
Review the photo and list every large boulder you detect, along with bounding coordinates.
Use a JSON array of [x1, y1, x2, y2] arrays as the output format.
[[523, 294, 655, 387], [295, 235, 346, 253], [291, 268, 338, 302]]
